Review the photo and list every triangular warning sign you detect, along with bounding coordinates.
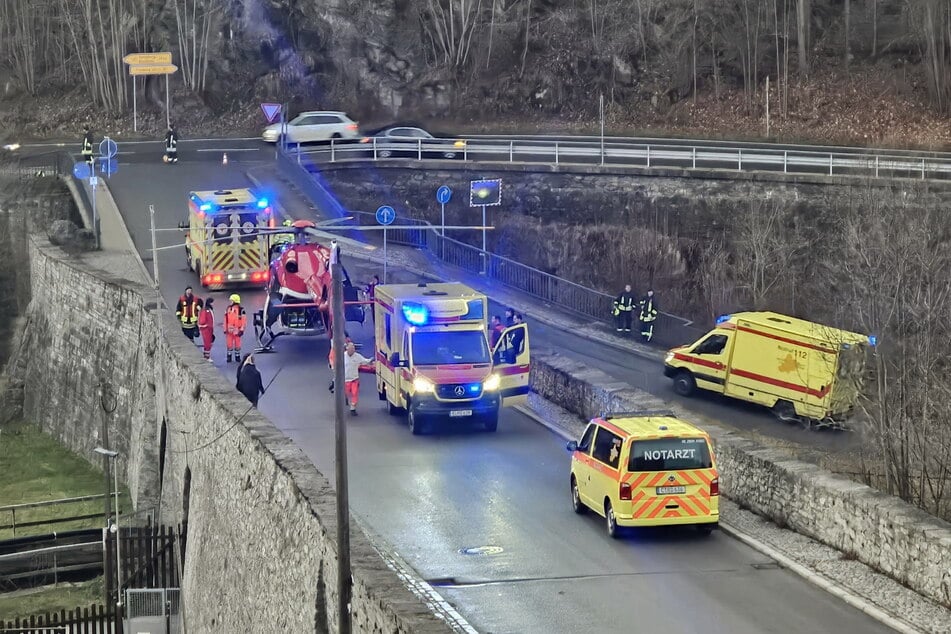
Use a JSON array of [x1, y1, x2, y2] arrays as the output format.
[[261, 103, 281, 124]]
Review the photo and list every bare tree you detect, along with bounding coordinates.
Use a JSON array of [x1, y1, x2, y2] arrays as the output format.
[[174, 0, 225, 94], [732, 197, 799, 309], [797, 0, 809, 76], [422, 0, 486, 72]]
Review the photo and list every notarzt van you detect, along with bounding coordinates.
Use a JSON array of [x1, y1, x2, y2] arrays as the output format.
[[567, 411, 719, 538], [664, 311, 876, 428]]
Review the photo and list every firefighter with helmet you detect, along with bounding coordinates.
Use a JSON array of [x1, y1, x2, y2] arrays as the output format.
[[224, 293, 247, 362], [81, 125, 94, 167], [164, 124, 179, 163]]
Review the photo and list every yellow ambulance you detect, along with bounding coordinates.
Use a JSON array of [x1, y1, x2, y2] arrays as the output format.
[[663, 311, 876, 427], [567, 410, 719, 538], [181, 189, 274, 289], [374, 282, 530, 435]]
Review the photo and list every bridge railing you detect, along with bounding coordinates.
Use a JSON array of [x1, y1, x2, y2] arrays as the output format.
[[283, 134, 951, 181]]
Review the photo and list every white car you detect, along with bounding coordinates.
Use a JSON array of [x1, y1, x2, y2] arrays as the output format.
[[262, 111, 360, 144]]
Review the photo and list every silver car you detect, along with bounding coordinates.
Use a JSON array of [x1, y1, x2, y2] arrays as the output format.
[[362, 126, 466, 159], [262, 111, 360, 144]]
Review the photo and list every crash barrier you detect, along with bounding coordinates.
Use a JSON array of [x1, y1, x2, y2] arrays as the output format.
[[0, 528, 104, 592], [289, 134, 951, 182], [280, 147, 706, 348], [7, 237, 456, 632], [529, 352, 951, 610]]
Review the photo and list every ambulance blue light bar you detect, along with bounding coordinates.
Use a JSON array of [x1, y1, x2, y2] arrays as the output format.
[[716, 314, 732, 325], [256, 198, 269, 209], [402, 302, 429, 326], [199, 203, 213, 212], [868, 335, 878, 346]]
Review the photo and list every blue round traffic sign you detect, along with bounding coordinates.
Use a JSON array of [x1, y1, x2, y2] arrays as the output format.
[[98, 157, 118, 176], [72, 162, 91, 180], [99, 137, 118, 160], [376, 205, 396, 226], [436, 185, 452, 204]]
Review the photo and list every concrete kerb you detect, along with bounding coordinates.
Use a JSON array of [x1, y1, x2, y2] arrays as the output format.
[[244, 169, 668, 365], [512, 403, 926, 634]]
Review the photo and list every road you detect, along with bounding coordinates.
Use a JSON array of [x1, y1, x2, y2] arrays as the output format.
[[104, 151, 893, 633]]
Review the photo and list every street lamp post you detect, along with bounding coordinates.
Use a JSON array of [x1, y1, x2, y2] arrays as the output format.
[[95, 447, 122, 612]]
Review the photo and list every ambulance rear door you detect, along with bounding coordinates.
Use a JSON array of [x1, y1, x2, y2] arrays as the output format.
[[492, 323, 530, 407]]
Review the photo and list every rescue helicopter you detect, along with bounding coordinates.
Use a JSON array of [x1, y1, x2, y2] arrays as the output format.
[[252, 218, 366, 352]]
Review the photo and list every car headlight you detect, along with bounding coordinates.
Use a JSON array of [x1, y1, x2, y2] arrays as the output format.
[[483, 374, 501, 391], [665, 352, 674, 363], [413, 377, 435, 393]]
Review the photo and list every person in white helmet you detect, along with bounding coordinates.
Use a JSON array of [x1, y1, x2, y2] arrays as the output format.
[[224, 293, 246, 362]]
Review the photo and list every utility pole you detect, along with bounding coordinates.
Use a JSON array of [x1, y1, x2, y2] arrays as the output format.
[[330, 241, 351, 634], [99, 384, 112, 608]]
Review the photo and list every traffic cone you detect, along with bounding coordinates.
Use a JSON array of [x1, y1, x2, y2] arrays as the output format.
[[222, 152, 228, 165]]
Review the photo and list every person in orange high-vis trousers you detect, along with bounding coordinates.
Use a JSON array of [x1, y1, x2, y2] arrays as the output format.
[[224, 294, 247, 362], [197, 297, 216, 361]]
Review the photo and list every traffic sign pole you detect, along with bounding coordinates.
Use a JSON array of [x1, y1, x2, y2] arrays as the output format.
[[90, 176, 100, 250], [375, 205, 396, 283], [383, 225, 387, 283], [133, 78, 137, 132]]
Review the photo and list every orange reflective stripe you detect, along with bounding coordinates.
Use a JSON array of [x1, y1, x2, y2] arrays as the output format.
[[648, 497, 674, 519]]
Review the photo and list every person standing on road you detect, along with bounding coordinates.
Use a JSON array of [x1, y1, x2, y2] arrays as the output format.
[[365, 275, 380, 323], [197, 297, 216, 361], [164, 124, 179, 163], [224, 294, 247, 362], [342, 342, 372, 416], [504, 307, 516, 327], [507, 313, 525, 362], [614, 284, 635, 333], [81, 125, 94, 167], [236, 354, 265, 407], [175, 286, 203, 343], [638, 289, 659, 343]]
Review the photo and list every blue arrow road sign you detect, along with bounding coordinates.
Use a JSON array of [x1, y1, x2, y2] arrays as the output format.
[[99, 137, 118, 159], [72, 162, 91, 180], [436, 185, 452, 204], [98, 157, 118, 177], [376, 205, 396, 226], [261, 103, 281, 123]]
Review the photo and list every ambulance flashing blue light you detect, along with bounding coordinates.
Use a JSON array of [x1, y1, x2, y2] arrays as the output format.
[[402, 302, 429, 326]]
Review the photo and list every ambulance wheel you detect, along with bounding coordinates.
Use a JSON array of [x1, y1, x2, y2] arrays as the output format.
[[571, 476, 586, 515], [408, 406, 426, 435], [605, 500, 620, 538], [772, 400, 799, 424], [672, 371, 696, 397], [387, 400, 404, 416], [696, 523, 716, 536]]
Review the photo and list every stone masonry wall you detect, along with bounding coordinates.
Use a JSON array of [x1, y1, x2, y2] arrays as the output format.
[[529, 352, 951, 609], [5, 237, 452, 633]]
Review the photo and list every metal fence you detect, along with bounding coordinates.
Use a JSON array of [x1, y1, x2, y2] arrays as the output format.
[[125, 588, 180, 634], [290, 134, 951, 182], [285, 148, 705, 346]]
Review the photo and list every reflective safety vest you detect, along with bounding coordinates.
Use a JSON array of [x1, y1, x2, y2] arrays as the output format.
[[165, 132, 178, 152], [613, 292, 634, 315], [176, 295, 202, 327], [224, 304, 247, 334], [81, 134, 93, 157], [639, 296, 658, 322]]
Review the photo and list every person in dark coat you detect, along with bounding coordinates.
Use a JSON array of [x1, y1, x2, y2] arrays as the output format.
[[236, 354, 265, 407]]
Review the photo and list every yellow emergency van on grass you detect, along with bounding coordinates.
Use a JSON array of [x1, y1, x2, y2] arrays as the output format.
[[567, 410, 719, 538], [663, 311, 875, 428], [374, 282, 530, 435], [181, 189, 274, 289]]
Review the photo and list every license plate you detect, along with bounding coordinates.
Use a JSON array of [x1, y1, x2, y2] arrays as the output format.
[[449, 410, 472, 418], [656, 486, 686, 495]]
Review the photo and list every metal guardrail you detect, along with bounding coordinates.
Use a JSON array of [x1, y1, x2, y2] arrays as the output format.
[[286, 162, 704, 346], [288, 135, 951, 182]]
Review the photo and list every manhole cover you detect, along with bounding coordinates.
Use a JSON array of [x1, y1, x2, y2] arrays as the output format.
[[458, 546, 504, 556]]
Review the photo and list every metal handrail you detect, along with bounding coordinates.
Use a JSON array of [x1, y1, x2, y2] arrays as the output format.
[[288, 136, 951, 181]]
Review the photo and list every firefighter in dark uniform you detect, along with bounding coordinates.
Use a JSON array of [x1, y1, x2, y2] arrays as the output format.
[[638, 289, 658, 343], [81, 126, 94, 167], [164, 124, 179, 163], [613, 284, 635, 333]]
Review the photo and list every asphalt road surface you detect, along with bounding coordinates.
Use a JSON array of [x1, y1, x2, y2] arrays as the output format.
[[105, 154, 893, 633]]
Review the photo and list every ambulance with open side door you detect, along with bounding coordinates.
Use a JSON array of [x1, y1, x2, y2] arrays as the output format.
[[567, 410, 719, 538], [180, 188, 274, 289], [663, 311, 876, 428], [374, 282, 530, 435]]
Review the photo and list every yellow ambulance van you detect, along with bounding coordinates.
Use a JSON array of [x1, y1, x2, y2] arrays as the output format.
[[663, 311, 875, 428], [567, 410, 719, 538]]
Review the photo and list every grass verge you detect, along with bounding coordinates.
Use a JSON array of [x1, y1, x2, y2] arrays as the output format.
[[0, 577, 105, 621]]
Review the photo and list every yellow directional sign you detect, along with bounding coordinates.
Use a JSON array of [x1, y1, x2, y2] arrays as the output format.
[[123, 52, 172, 65], [129, 64, 178, 76]]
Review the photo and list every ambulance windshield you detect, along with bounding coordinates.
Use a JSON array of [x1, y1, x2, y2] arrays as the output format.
[[411, 330, 490, 365], [628, 438, 712, 472]]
